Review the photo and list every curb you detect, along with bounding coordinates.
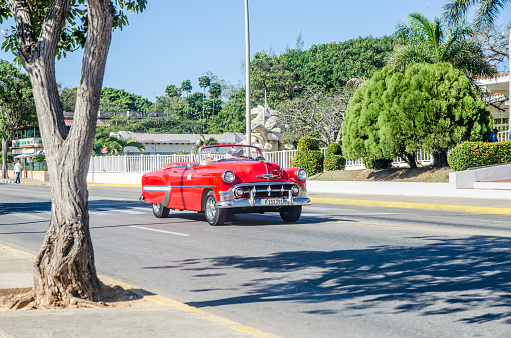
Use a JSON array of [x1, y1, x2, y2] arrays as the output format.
[[310, 197, 511, 215]]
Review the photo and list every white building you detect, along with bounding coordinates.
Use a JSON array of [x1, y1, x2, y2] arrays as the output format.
[[113, 131, 245, 155], [475, 73, 509, 140]]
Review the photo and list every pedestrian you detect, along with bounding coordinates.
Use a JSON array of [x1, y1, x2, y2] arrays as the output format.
[[13, 160, 22, 184], [489, 128, 499, 142]]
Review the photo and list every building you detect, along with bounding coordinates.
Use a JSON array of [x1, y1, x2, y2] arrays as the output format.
[[11, 128, 44, 160], [475, 73, 509, 139], [113, 131, 246, 155]]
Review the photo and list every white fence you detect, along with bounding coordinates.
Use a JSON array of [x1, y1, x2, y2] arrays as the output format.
[[88, 148, 435, 174]]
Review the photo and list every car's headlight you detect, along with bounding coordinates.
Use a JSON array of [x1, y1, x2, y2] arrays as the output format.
[[296, 168, 307, 181], [222, 170, 236, 183]]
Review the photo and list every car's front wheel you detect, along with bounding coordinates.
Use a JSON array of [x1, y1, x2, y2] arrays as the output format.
[[152, 203, 170, 218], [279, 206, 302, 222], [204, 191, 227, 226]]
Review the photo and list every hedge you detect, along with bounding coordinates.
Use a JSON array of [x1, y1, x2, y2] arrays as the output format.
[[447, 141, 511, 171], [292, 137, 324, 175], [324, 142, 346, 171]]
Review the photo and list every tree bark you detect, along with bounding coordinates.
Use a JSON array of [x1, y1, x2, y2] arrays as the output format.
[[432, 151, 449, 168], [403, 152, 417, 169], [1, 134, 11, 179], [8, 0, 114, 306]]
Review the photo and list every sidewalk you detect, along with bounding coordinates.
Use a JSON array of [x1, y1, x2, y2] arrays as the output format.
[[0, 246, 271, 338]]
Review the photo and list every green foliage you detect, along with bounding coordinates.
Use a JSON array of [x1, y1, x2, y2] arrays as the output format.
[[207, 87, 246, 134], [448, 141, 511, 171], [198, 76, 211, 89], [389, 12, 494, 78], [165, 84, 181, 98], [93, 130, 145, 156], [99, 87, 153, 113], [342, 63, 491, 168], [209, 83, 222, 99], [249, 36, 395, 108], [181, 80, 192, 95], [297, 36, 396, 91], [0, 1, 147, 62], [193, 135, 219, 152], [32, 154, 45, 162], [59, 85, 77, 112], [324, 142, 346, 171], [292, 150, 324, 175], [292, 137, 324, 175], [99, 114, 200, 134], [363, 157, 394, 170], [297, 137, 320, 151]]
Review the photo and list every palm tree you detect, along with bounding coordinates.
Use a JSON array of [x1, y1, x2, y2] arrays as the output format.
[[389, 12, 495, 78], [107, 137, 144, 155], [443, 0, 510, 138]]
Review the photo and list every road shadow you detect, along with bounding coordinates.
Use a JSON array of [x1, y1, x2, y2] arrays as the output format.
[[152, 236, 511, 324]]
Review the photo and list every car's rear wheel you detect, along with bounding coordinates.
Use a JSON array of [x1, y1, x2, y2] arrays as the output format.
[[279, 206, 302, 222], [204, 191, 227, 226], [152, 203, 170, 218]]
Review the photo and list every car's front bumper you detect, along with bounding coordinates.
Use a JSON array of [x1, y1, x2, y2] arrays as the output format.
[[215, 197, 311, 209]]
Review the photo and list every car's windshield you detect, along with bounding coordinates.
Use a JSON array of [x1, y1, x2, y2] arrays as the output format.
[[198, 145, 264, 164]]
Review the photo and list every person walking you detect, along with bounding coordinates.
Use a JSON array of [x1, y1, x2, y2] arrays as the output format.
[[13, 160, 22, 184]]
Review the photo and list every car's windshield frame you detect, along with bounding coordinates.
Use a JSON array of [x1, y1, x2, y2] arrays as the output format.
[[197, 145, 265, 165]]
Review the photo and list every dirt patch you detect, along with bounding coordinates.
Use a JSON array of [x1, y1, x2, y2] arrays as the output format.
[[310, 167, 453, 183], [0, 283, 157, 311]]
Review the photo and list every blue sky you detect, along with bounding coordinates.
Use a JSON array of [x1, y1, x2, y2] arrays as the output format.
[[0, 0, 509, 102]]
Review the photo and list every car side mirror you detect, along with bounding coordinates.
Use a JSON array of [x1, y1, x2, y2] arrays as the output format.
[[187, 163, 194, 170]]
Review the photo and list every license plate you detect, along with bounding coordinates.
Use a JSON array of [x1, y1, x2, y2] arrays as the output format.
[[261, 198, 285, 205]]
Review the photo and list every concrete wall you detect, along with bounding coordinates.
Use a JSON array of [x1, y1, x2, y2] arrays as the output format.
[[8, 170, 50, 182], [449, 163, 511, 188]]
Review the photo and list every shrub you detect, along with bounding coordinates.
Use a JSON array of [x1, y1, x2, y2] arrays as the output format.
[[292, 151, 324, 175], [297, 137, 320, 151], [33, 154, 45, 162], [292, 137, 324, 175], [448, 141, 511, 171], [324, 142, 346, 171], [364, 157, 393, 170]]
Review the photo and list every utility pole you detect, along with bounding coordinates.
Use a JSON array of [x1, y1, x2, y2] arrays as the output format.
[[245, 0, 251, 145]]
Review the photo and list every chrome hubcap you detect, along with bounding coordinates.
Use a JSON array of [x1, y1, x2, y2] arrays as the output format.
[[153, 204, 160, 213], [206, 197, 216, 221]]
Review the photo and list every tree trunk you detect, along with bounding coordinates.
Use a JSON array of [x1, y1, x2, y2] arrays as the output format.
[[1, 134, 11, 179], [8, 0, 114, 306], [432, 151, 449, 168], [403, 152, 417, 169]]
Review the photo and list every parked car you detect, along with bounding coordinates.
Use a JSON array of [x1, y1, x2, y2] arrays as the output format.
[[141, 144, 311, 225]]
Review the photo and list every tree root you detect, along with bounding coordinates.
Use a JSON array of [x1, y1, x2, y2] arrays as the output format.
[[0, 289, 108, 310], [0, 290, 36, 310]]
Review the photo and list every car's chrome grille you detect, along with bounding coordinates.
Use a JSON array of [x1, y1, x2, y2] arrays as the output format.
[[235, 183, 296, 199]]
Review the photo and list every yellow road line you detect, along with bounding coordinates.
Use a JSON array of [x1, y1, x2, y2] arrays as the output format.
[[0, 244, 279, 338], [311, 197, 511, 215]]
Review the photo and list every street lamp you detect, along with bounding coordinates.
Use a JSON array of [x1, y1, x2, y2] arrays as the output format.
[[245, 0, 251, 145]]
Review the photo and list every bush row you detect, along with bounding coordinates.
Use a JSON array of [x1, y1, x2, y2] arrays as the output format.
[[447, 141, 511, 171], [291, 137, 346, 175]]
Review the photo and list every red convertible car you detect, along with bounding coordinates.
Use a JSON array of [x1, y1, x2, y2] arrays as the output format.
[[141, 144, 311, 225]]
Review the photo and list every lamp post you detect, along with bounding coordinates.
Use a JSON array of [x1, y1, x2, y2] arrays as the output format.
[[245, 0, 251, 145]]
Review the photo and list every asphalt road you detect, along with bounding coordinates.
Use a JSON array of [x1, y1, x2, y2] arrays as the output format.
[[1, 184, 510, 337]]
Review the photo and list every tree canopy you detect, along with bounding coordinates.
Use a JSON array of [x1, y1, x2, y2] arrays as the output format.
[[389, 12, 495, 77], [342, 63, 491, 167]]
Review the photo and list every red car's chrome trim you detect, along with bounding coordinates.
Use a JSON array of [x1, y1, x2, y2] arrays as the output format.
[[142, 186, 171, 191], [169, 185, 215, 188]]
